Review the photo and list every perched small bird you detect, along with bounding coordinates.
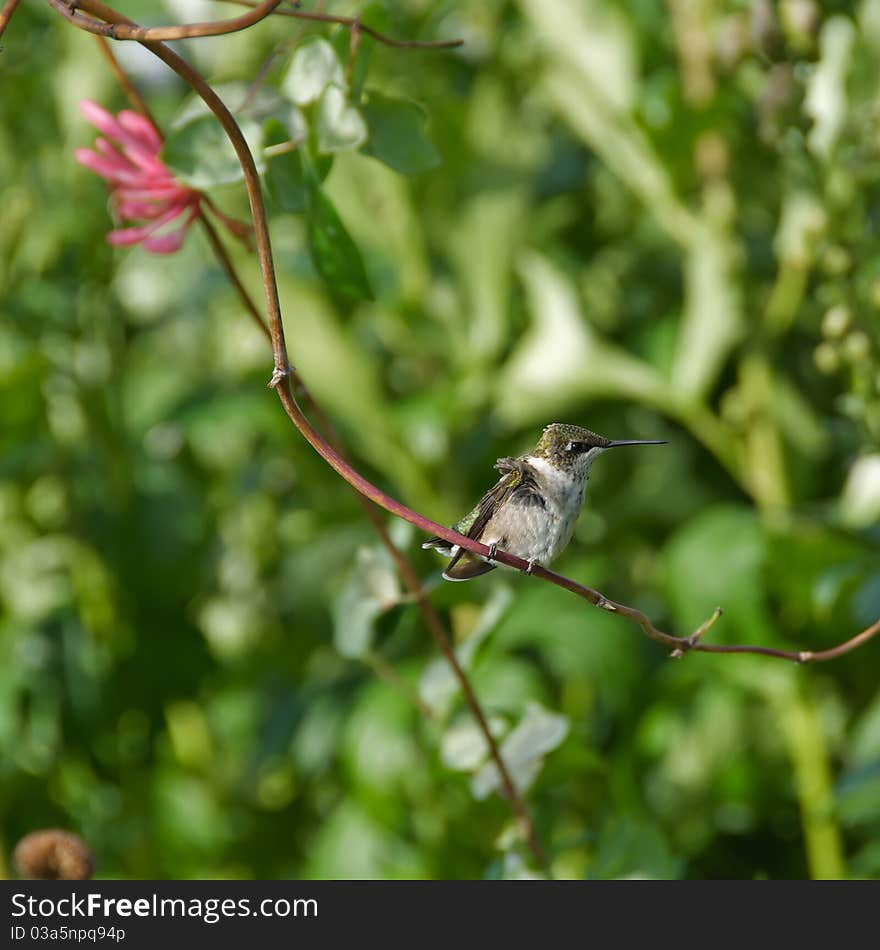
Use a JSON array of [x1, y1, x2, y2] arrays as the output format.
[[422, 423, 666, 581]]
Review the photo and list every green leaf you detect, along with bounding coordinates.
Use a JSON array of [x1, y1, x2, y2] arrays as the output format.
[[664, 505, 773, 643], [162, 114, 263, 189], [330, 23, 374, 101], [418, 586, 514, 716], [282, 37, 344, 107], [805, 17, 856, 159], [306, 184, 374, 301], [361, 91, 441, 175], [263, 119, 308, 213], [333, 546, 401, 659], [440, 715, 507, 772], [470, 702, 569, 799], [316, 85, 368, 154], [589, 819, 683, 880]]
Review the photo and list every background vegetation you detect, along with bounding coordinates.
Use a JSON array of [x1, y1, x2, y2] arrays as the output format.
[[1, 0, 879, 880]]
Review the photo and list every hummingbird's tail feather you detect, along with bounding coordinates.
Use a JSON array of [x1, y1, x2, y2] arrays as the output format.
[[442, 551, 496, 582], [421, 536, 454, 556]]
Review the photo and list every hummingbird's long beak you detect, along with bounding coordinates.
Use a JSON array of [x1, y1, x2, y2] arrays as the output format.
[[607, 439, 668, 447]]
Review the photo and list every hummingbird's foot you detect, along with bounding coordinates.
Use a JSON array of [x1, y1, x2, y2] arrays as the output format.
[[486, 542, 498, 562], [523, 557, 538, 576]]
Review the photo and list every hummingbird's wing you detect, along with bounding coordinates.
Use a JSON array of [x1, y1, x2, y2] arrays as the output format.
[[424, 457, 539, 582]]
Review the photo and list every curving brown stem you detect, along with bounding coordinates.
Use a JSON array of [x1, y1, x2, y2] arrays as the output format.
[[53, 0, 463, 48], [50, 0, 282, 41], [64, 0, 548, 870], [221, 0, 465, 49], [93, 34, 156, 123], [0, 0, 23, 41]]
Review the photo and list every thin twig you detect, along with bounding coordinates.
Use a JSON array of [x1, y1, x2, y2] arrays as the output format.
[[50, 0, 283, 42], [0, 0, 23, 42], [366, 649, 437, 722], [198, 214, 271, 343], [221, 0, 465, 49], [65, 0, 548, 871], [53, 0, 463, 48], [93, 34, 156, 124]]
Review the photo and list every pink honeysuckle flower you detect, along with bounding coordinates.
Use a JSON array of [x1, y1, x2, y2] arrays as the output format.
[[76, 100, 249, 255]]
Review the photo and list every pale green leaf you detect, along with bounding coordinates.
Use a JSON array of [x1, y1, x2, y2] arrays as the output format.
[[282, 37, 345, 106], [162, 114, 264, 189], [496, 253, 665, 425], [471, 702, 569, 799], [418, 586, 514, 716], [440, 715, 506, 772], [805, 17, 856, 159], [316, 84, 368, 154], [333, 546, 401, 659]]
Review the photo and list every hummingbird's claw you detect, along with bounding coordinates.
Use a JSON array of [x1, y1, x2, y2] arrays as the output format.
[[524, 557, 538, 575], [486, 542, 498, 562]]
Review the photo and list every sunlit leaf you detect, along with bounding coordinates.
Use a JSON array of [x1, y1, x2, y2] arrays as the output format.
[[162, 114, 264, 189], [471, 702, 569, 799], [333, 546, 401, 659], [418, 586, 514, 716], [316, 84, 368, 154], [440, 715, 506, 772], [840, 454, 880, 528], [282, 37, 345, 107], [805, 17, 856, 158]]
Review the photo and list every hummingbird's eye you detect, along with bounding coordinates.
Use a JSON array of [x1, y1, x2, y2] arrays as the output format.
[[565, 441, 586, 454]]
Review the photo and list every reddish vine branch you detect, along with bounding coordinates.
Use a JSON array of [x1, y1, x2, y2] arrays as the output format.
[[62, 0, 547, 870], [52, 0, 283, 42], [54, 0, 463, 48], [222, 0, 465, 49], [0, 0, 22, 40]]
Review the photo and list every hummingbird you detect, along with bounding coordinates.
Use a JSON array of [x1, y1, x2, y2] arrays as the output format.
[[422, 423, 666, 582]]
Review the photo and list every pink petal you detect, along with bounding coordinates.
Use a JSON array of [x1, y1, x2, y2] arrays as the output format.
[[120, 146, 171, 179], [94, 138, 137, 172], [80, 100, 168, 176], [75, 148, 144, 186], [118, 110, 162, 151], [115, 197, 168, 219], [79, 100, 127, 144], [94, 130, 168, 179], [131, 204, 200, 254], [107, 225, 159, 246], [105, 197, 197, 248], [115, 183, 189, 201], [140, 229, 188, 254]]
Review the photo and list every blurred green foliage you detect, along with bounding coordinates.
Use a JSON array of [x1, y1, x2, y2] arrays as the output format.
[[2, 0, 879, 880]]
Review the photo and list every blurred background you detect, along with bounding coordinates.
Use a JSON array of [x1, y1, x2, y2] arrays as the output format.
[[1, 0, 879, 880]]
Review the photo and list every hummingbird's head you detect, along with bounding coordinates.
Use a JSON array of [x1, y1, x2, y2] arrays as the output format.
[[533, 423, 666, 476]]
